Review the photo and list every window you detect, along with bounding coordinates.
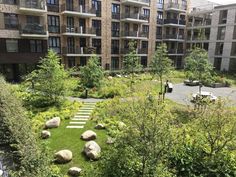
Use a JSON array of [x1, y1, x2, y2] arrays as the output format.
[[233, 26, 236, 39], [229, 58, 236, 72], [68, 57, 75, 68], [219, 10, 228, 24], [111, 40, 119, 54], [231, 42, 236, 56], [92, 39, 101, 54], [141, 56, 147, 67], [48, 37, 60, 53], [48, 15, 60, 33], [143, 9, 150, 17], [0, 0, 17, 4], [142, 25, 149, 34], [92, 20, 101, 36], [111, 57, 119, 70], [157, 11, 163, 19], [6, 39, 18, 52], [112, 22, 120, 37], [215, 42, 224, 55], [112, 3, 120, 19], [4, 13, 18, 29], [92, 0, 101, 17], [30, 40, 42, 53], [217, 26, 226, 40], [26, 15, 40, 24], [47, 0, 58, 5], [214, 58, 222, 71]]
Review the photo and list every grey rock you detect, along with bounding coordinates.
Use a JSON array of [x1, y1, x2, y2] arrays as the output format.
[[83, 141, 101, 160], [45, 117, 61, 129], [54, 150, 72, 164], [81, 130, 97, 141]]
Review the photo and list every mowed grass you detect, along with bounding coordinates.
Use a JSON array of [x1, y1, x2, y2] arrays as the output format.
[[46, 116, 107, 175]]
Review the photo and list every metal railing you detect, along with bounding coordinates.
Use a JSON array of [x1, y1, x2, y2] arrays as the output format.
[[62, 46, 97, 54], [20, 24, 47, 35], [120, 48, 148, 54], [121, 13, 149, 21], [165, 2, 187, 11], [121, 0, 150, 4], [164, 19, 186, 25], [47, 4, 59, 12], [61, 4, 96, 14], [61, 26, 96, 35], [121, 31, 149, 38], [112, 12, 120, 20], [19, 0, 46, 10], [164, 34, 184, 40]]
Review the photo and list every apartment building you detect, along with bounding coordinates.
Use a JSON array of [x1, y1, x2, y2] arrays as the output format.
[[0, 0, 188, 81], [187, 3, 236, 72]]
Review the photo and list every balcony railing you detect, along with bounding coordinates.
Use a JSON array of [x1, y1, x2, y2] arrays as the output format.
[[163, 34, 184, 40], [121, 0, 150, 5], [19, 0, 46, 10], [165, 2, 187, 11], [20, 23, 47, 35], [156, 34, 162, 39], [47, 4, 59, 12], [61, 26, 96, 35], [112, 30, 120, 37], [61, 4, 96, 15], [120, 48, 148, 54], [121, 13, 149, 21], [164, 19, 186, 25], [62, 46, 97, 54], [111, 47, 120, 54], [48, 26, 60, 33], [168, 49, 184, 54], [121, 31, 149, 38], [157, 18, 163, 25], [112, 12, 120, 20]]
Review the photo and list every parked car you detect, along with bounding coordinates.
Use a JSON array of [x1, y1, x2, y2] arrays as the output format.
[[191, 91, 217, 102]]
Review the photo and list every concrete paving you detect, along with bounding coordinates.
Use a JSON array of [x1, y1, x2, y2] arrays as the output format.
[[166, 83, 236, 106]]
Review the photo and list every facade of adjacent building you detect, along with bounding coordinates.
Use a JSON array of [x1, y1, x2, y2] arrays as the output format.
[[187, 3, 236, 72], [0, 0, 188, 81]]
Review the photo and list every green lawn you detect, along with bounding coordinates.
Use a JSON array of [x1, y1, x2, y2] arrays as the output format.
[[46, 118, 107, 175]]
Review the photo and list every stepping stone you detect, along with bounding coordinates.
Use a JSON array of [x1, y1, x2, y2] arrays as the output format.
[[74, 115, 90, 118], [77, 113, 91, 115], [72, 118, 89, 121], [66, 126, 84, 129], [69, 122, 86, 124], [79, 110, 93, 112]]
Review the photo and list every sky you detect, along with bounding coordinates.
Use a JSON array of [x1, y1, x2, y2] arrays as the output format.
[[208, 0, 236, 5]]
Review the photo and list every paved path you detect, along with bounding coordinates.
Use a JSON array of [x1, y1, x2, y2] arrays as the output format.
[[66, 102, 96, 129], [166, 83, 236, 105], [67, 97, 104, 103]]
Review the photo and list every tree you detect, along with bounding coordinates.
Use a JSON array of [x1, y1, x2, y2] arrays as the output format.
[[122, 41, 142, 91], [94, 96, 174, 177], [25, 50, 72, 106], [79, 55, 104, 98], [0, 76, 52, 177], [184, 47, 214, 93], [150, 43, 173, 101]]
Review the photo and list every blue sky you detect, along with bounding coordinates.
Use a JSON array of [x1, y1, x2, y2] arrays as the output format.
[[209, 0, 236, 5]]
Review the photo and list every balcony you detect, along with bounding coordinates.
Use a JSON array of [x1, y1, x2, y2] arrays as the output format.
[[61, 26, 96, 37], [20, 23, 48, 38], [121, 0, 150, 7], [62, 46, 98, 56], [157, 19, 163, 25], [18, 0, 47, 15], [112, 12, 120, 20], [47, 4, 59, 12], [61, 4, 96, 18], [168, 49, 184, 55], [164, 19, 186, 27], [165, 3, 187, 12], [156, 34, 162, 39], [111, 48, 120, 54], [163, 34, 185, 41], [121, 13, 149, 23], [121, 31, 148, 40], [121, 48, 148, 55]]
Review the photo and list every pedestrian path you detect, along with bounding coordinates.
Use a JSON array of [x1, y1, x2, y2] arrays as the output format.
[[66, 102, 96, 129]]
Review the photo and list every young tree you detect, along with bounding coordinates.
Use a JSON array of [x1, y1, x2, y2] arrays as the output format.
[[184, 47, 214, 93], [150, 43, 173, 101], [95, 96, 174, 177], [79, 55, 104, 98], [123, 41, 142, 91], [25, 50, 72, 106], [0, 76, 52, 177]]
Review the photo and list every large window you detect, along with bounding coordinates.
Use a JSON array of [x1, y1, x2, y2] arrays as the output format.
[[1, 0, 17, 5], [112, 3, 120, 19], [215, 42, 224, 55], [48, 37, 60, 53], [111, 57, 119, 70], [217, 26, 226, 40], [6, 39, 18, 52], [47, 0, 59, 12], [68, 57, 75, 68], [92, 39, 101, 54], [92, 0, 101, 17], [229, 58, 236, 72], [48, 15, 60, 33], [92, 20, 101, 36], [26, 15, 40, 24], [219, 10, 228, 24], [214, 58, 222, 71], [111, 40, 119, 54], [112, 22, 120, 37], [4, 13, 18, 29], [30, 40, 42, 53], [231, 42, 236, 56]]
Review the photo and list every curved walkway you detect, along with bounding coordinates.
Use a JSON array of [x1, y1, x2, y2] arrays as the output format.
[[165, 83, 236, 106]]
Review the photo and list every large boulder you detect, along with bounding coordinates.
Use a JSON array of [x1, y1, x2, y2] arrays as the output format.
[[54, 150, 72, 164], [45, 117, 61, 129], [94, 123, 105, 130], [68, 167, 82, 176], [81, 130, 97, 141], [83, 141, 101, 160], [41, 130, 51, 139]]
